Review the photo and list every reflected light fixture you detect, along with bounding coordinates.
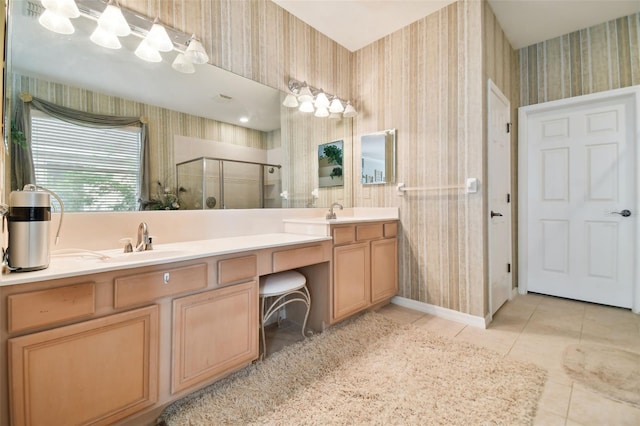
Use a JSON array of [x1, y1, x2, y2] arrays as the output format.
[[171, 53, 195, 74], [39, 9, 75, 34], [283, 78, 356, 119], [38, 0, 210, 74], [135, 39, 162, 63], [42, 0, 80, 17], [97, 0, 131, 37], [185, 35, 209, 64], [145, 18, 173, 52], [38, 0, 80, 34], [90, 25, 121, 49]]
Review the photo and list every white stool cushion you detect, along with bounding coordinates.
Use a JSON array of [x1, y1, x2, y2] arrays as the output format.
[[260, 270, 306, 297]]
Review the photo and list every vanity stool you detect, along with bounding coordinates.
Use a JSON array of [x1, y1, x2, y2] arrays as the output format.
[[259, 270, 311, 358]]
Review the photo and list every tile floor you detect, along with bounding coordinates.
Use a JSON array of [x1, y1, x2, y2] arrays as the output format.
[[264, 293, 640, 426]]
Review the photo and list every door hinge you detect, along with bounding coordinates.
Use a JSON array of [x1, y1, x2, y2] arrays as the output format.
[[506, 122, 512, 133], [507, 263, 511, 273], [506, 193, 511, 203]]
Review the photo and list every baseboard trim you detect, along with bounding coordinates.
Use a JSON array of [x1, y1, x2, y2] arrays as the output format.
[[391, 296, 488, 329]]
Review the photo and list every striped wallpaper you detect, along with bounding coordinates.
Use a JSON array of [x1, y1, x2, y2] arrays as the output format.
[[520, 12, 640, 106], [353, 0, 502, 317], [2, 0, 523, 317]]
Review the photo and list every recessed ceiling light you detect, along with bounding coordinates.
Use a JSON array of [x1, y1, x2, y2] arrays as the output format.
[[239, 117, 249, 123]]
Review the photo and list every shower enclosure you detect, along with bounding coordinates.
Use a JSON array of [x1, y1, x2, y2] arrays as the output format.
[[176, 157, 282, 209]]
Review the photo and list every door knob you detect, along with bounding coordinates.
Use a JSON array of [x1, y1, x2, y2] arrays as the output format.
[[612, 209, 631, 217], [491, 211, 503, 218]]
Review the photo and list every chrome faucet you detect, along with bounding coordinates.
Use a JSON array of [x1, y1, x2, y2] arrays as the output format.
[[136, 222, 153, 251], [326, 202, 343, 220]]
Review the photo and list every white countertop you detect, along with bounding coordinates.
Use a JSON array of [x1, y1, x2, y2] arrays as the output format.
[[282, 216, 398, 237], [1, 233, 331, 286], [282, 216, 397, 225]]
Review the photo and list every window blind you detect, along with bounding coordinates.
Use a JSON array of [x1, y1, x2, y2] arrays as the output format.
[[31, 113, 142, 212]]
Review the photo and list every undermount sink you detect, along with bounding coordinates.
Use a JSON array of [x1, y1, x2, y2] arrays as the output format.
[[101, 249, 192, 263]]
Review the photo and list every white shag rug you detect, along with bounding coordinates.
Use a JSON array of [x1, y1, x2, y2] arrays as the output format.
[[160, 312, 546, 425]]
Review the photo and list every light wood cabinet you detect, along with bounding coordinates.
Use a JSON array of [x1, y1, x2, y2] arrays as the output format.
[[0, 241, 331, 426], [8, 305, 159, 426], [331, 221, 398, 323], [333, 242, 370, 320], [172, 281, 258, 394], [371, 238, 399, 303]]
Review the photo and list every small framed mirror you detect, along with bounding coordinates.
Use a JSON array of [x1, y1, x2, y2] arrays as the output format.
[[361, 128, 396, 185], [318, 140, 344, 187]]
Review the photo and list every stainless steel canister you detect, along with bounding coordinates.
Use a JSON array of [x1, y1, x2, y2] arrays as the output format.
[[7, 186, 52, 271]]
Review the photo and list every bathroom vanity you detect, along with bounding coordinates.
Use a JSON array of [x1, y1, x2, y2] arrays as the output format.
[[0, 217, 397, 426]]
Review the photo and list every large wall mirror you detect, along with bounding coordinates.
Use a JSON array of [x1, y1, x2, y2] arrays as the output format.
[[361, 128, 396, 185], [3, 0, 352, 211]]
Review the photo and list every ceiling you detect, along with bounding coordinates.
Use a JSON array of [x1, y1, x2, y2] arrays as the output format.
[[273, 0, 640, 51]]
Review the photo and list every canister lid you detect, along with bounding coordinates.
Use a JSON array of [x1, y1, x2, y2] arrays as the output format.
[[10, 186, 51, 207]]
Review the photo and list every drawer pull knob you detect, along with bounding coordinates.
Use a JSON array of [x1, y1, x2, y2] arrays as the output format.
[[163, 272, 170, 284]]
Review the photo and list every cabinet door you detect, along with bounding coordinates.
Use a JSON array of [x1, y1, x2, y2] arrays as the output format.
[[333, 242, 370, 321], [8, 306, 159, 426], [371, 238, 399, 303], [172, 281, 258, 394]]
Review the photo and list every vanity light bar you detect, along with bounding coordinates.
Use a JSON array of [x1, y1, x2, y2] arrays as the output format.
[[284, 78, 357, 119]]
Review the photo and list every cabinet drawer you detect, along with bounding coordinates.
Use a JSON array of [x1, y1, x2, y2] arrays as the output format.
[[218, 255, 257, 285], [384, 222, 398, 238], [114, 263, 207, 308], [272, 245, 325, 272], [8, 283, 96, 333], [356, 223, 384, 241], [332, 226, 355, 245]]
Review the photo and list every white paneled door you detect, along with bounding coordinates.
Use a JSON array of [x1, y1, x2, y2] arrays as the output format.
[[488, 80, 512, 316], [523, 92, 636, 308]]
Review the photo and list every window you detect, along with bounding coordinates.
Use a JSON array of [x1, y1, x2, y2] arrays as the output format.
[[30, 111, 142, 212]]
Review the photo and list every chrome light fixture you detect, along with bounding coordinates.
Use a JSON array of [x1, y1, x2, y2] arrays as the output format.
[[37, 0, 210, 74], [283, 79, 356, 119]]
